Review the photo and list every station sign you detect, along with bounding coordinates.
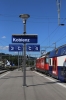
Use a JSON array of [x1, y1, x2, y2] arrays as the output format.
[[12, 34, 38, 43], [9, 44, 23, 51], [27, 45, 40, 51]]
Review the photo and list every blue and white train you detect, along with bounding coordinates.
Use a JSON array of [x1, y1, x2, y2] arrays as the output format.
[[36, 44, 66, 82]]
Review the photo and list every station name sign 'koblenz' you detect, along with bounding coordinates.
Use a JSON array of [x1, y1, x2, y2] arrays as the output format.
[[12, 34, 38, 43]]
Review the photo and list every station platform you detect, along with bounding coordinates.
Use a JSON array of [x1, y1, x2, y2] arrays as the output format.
[[0, 70, 7, 74], [0, 68, 66, 100]]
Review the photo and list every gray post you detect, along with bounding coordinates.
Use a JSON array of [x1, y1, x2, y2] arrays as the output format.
[[18, 51, 19, 70], [22, 50, 23, 72], [23, 20, 26, 86], [19, 14, 30, 86], [29, 54, 30, 67]]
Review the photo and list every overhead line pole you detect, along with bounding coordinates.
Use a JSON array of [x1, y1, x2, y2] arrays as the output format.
[[56, 0, 61, 25]]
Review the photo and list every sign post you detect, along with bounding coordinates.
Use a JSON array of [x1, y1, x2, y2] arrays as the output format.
[[11, 34, 38, 86], [18, 51, 19, 70], [11, 14, 39, 86]]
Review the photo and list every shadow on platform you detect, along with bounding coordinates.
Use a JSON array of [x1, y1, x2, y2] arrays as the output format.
[[26, 80, 61, 87]]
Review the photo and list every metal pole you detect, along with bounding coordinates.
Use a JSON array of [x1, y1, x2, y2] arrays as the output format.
[[29, 54, 30, 67], [18, 51, 19, 70], [53, 42, 56, 49], [23, 20, 26, 86], [20, 52, 21, 69], [20, 52, 21, 68], [19, 14, 30, 86], [56, 0, 61, 25], [22, 50, 23, 72]]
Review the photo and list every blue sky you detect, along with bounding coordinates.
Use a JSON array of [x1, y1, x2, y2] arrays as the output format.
[[0, 0, 66, 57]]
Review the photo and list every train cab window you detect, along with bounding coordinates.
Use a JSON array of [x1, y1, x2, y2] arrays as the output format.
[[63, 60, 66, 71], [45, 57, 49, 64]]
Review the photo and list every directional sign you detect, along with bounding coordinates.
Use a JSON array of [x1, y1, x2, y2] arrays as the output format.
[[27, 45, 40, 51], [12, 34, 38, 43], [9, 44, 23, 51]]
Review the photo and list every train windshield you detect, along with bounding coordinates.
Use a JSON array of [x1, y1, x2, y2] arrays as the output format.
[[64, 66, 66, 71], [45, 57, 49, 63], [63, 61, 66, 71]]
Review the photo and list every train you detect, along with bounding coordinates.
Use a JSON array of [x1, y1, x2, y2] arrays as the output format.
[[36, 44, 66, 82]]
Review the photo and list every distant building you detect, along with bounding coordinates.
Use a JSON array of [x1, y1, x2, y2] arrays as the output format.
[[5, 60, 11, 66]]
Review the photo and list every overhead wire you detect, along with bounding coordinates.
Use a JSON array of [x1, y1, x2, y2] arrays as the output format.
[[40, 25, 59, 44], [49, 31, 66, 48], [0, 13, 66, 19], [40, 18, 66, 44], [0, 14, 66, 52], [47, 18, 66, 44]]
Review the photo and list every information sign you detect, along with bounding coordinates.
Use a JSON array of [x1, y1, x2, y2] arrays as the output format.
[[12, 34, 38, 43], [27, 45, 40, 51], [9, 44, 23, 51]]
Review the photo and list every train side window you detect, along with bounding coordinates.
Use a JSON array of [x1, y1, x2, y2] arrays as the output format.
[[53, 60, 56, 70], [63, 61, 66, 71], [55, 60, 56, 70], [53, 60, 55, 69], [49, 59, 51, 65]]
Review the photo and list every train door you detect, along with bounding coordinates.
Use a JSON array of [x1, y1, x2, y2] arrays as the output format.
[[52, 57, 58, 76], [41, 58, 44, 70], [45, 57, 49, 70], [38, 59, 41, 69]]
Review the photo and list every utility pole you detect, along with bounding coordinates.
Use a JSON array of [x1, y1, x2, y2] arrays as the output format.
[[53, 42, 56, 49], [56, 0, 64, 26], [56, 0, 61, 25]]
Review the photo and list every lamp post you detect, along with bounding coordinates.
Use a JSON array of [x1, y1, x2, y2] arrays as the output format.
[[19, 14, 30, 86]]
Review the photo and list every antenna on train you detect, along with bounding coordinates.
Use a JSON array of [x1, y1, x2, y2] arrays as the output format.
[[56, 0, 64, 26]]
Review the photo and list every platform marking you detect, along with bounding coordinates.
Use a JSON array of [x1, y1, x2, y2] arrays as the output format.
[[0, 72, 10, 78], [34, 71, 66, 88]]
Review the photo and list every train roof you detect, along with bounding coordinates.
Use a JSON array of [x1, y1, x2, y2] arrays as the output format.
[[36, 52, 50, 59], [49, 44, 66, 57]]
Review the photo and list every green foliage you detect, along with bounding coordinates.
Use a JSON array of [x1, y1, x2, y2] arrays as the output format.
[[0, 53, 36, 66], [0, 53, 18, 66]]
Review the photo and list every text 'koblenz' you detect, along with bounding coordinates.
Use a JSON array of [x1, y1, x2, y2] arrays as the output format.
[[13, 38, 30, 43]]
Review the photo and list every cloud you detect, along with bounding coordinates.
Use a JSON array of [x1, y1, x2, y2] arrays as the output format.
[[0, 46, 3, 50], [14, 52, 18, 54], [0, 46, 9, 50], [2, 36, 6, 39], [3, 46, 9, 50]]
